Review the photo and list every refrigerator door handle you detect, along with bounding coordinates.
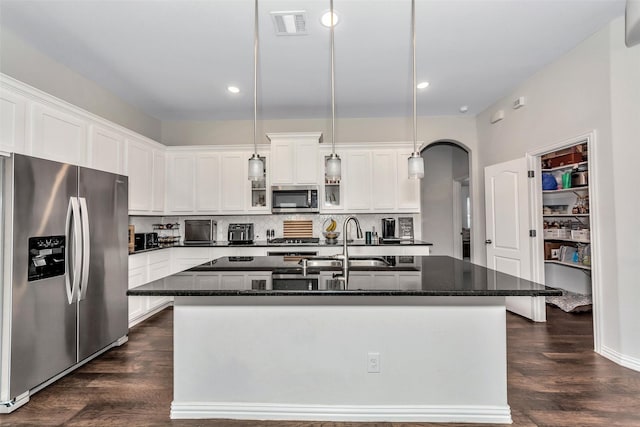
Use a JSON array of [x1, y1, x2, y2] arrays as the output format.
[[65, 197, 82, 304], [78, 197, 91, 301]]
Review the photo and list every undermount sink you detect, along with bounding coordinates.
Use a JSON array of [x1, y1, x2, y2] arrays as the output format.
[[301, 257, 342, 268], [300, 257, 390, 268], [348, 257, 390, 268]]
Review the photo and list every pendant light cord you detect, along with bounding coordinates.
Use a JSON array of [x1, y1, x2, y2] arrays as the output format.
[[253, 0, 259, 155], [412, 0, 417, 154], [330, 0, 336, 155]]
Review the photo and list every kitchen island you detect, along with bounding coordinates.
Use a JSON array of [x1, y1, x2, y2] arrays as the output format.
[[129, 256, 560, 424]]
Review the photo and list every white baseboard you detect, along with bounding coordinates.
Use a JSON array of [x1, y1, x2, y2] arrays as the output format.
[[600, 345, 640, 372], [128, 301, 173, 328], [170, 402, 512, 424]]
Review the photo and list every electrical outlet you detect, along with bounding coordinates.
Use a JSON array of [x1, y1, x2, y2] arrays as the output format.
[[367, 352, 380, 373]]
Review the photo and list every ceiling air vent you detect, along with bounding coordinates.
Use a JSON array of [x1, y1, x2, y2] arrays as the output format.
[[270, 11, 307, 36]]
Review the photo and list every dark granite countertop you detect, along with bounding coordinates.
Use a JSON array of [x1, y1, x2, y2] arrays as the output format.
[[129, 239, 432, 255], [128, 255, 561, 297]]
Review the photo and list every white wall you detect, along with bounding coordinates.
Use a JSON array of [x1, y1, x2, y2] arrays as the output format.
[[160, 115, 477, 147], [609, 18, 640, 368], [421, 145, 455, 256], [476, 17, 639, 369], [0, 27, 162, 141]]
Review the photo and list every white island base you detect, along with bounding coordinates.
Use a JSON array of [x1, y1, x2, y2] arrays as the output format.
[[170, 296, 512, 424]]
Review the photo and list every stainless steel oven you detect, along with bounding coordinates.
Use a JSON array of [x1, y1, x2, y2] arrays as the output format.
[[271, 185, 319, 213]]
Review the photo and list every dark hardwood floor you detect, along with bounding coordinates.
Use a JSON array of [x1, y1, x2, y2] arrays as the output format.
[[2, 306, 639, 427]]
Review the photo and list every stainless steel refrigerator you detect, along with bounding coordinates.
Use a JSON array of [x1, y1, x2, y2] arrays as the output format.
[[0, 154, 129, 413]]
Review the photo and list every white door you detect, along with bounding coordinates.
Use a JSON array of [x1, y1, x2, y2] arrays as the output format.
[[485, 158, 545, 321]]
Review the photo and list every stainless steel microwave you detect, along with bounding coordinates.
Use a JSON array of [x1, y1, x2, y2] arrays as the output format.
[[271, 185, 319, 213]]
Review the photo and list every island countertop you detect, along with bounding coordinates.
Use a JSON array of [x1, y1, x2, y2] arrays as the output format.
[[127, 255, 561, 297]]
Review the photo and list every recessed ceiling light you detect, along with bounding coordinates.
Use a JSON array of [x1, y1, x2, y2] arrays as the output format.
[[320, 11, 340, 27], [459, 105, 469, 113], [417, 81, 429, 89], [227, 86, 240, 94]]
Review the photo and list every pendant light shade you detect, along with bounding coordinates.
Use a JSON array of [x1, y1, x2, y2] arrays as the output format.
[[248, 153, 263, 181], [325, 0, 341, 182], [326, 153, 341, 181], [248, 0, 264, 181], [408, 152, 424, 179], [407, 0, 424, 180]]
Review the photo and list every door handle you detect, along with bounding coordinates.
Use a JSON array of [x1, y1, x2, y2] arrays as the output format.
[[79, 197, 91, 301], [485, 239, 492, 244], [65, 197, 82, 304]]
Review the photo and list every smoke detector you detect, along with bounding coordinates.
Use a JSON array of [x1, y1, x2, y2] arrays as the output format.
[[271, 11, 307, 35]]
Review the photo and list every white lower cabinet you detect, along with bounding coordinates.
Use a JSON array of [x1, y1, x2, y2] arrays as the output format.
[[147, 251, 172, 311], [170, 248, 212, 274], [128, 254, 150, 325]]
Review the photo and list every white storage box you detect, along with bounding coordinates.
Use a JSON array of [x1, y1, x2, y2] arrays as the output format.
[[571, 229, 590, 241], [544, 228, 571, 239]]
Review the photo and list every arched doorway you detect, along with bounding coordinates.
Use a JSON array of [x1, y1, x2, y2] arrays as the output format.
[[420, 141, 471, 259]]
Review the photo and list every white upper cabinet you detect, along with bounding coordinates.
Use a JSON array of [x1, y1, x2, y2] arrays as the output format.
[[166, 152, 196, 213], [372, 150, 397, 210], [220, 152, 247, 212], [345, 151, 372, 211], [267, 132, 320, 185], [0, 88, 27, 154], [151, 150, 166, 212], [270, 141, 294, 184], [88, 124, 124, 174], [195, 153, 221, 212], [31, 102, 87, 166], [126, 137, 165, 214]]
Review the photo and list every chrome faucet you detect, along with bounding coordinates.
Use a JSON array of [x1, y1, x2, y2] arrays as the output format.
[[334, 216, 363, 285]]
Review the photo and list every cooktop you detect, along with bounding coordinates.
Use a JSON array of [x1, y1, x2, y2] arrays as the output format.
[[269, 238, 320, 244]]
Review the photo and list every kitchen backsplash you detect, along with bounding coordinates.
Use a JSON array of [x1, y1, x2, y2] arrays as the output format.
[[129, 214, 421, 243]]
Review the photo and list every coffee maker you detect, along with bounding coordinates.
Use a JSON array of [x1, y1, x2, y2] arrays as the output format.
[[381, 218, 398, 242]]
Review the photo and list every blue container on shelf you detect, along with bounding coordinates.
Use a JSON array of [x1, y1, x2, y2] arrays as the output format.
[[542, 173, 558, 190]]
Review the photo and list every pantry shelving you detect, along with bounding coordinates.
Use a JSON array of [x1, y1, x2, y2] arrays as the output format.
[[544, 260, 591, 271], [540, 141, 592, 299]]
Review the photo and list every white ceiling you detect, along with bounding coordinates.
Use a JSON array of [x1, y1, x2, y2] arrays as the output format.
[[0, 0, 625, 121]]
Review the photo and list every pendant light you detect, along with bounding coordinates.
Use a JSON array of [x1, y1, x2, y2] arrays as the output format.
[[407, 0, 424, 179], [248, 0, 264, 181], [325, 0, 341, 181]]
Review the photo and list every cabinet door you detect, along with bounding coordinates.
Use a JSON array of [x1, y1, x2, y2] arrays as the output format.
[[126, 139, 153, 212], [31, 103, 87, 165], [220, 152, 246, 212], [398, 273, 422, 290], [128, 266, 149, 323], [372, 150, 397, 210], [151, 150, 166, 213], [166, 153, 195, 213], [0, 89, 27, 154], [148, 251, 171, 282], [194, 273, 220, 289], [397, 151, 420, 211], [88, 124, 124, 174], [372, 273, 398, 290], [345, 151, 372, 210], [219, 274, 246, 290], [294, 140, 318, 184], [270, 141, 293, 184], [195, 153, 221, 212]]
